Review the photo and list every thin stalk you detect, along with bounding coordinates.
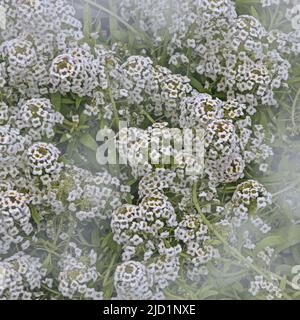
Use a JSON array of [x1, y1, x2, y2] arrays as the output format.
[[291, 88, 300, 131], [108, 87, 120, 127], [82, 0, 152, 43], [41, 284, 61, 296], [192, 181, 294, 298]]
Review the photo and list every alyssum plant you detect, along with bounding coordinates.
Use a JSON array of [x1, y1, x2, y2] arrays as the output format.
[[0, 0, 299, 300]]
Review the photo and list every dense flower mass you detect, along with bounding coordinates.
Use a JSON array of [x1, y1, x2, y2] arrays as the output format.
[[0, 0, 298, 300], [0, 190, 32, 254], [0, 251, 46, 299], [114, 260, 153, 300], [119, 0, 295, 108], [61, 164, 126, 221], [15, 98, 64, 141], [57, 242, 103, 299]]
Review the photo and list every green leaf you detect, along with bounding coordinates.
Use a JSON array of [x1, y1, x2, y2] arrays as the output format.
[[277, 225, 300, 253], [50, 92, 61, 111], [197, 285, 218, 299], [78, 125, 90, 129], [279, 275, 287, 290], [127, 178, 137, 186], [61, 98, 75, 105], [109, 0, 118, 36], [255, 225, 300, 254], [112, 31, 128, 42], [254, 235, 283, 253], [83, 3, 92, 38], [250, 6, 259, 19], [59, 133, 72, 143], [91, 229, 100, 247], [190, 77, 205, 92], [75, 95, 82, 108], [79, 132, 98, 151], [30, 206, 41, 224], [79, 113, 87, 124], [42, 254, 51, 268]]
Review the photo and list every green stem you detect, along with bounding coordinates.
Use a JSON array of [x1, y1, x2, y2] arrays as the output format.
[[291, 88, 300, 131], [141, 109, 155, 124], [35, 247, 61, 258], [192, 181, 293, 298], [268, 5, 280, 31], [108, 87, 120, 127], [272, 178, 300, 197], [41, 284, 61, 296], [82, 0, 151, 43], [103, 252, 118, 299]]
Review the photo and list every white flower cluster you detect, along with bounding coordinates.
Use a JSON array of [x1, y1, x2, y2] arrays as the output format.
[[118, 82, 273, 186], [0, 190, 32, 254], [0, 125, 26, 179], [232, 180, 272, 210], [0, 0, 83, 53], [15, 98, 64, 141], [180, 91, 273, 185], [111, 194, 179, 262], [175, 213, 216, 267], [138, 168, 196, 213], [119, 0, 293, 107], [0, 37, 46, 97], [112, 169, 218, 298], [261, 0, 300, 30], [204, 119, 244, 185], [147, 254, 180, 292], [58, 242, 102, 300], [61, 164, 126, 221], [0, 251, 46, 299], [261, 0, 300, 55], [114, 256, 181, 300], [117, 122, 204, 177], [227, 179, 272, 226], [121, 55, 192, 124], [0, 0, 83, 98], [249, 275, 282, 300], [114, 260, 154, 300], [49, 46, 100, 97], [26, 142, 63, 183]]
